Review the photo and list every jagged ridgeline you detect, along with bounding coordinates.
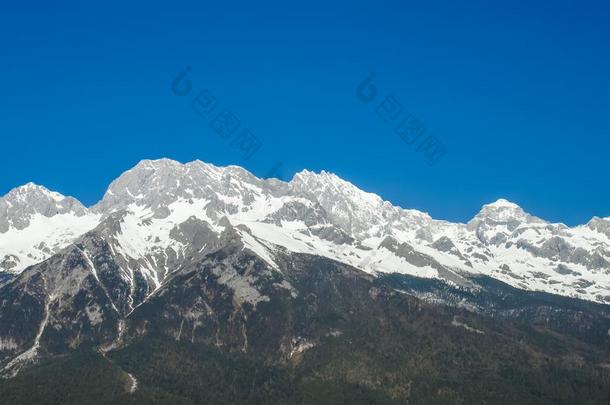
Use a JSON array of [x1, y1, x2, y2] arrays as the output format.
[[1, 159, 609, 404]]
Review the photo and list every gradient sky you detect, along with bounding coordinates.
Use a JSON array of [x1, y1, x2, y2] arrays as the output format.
[[1, 0, 609, 225]]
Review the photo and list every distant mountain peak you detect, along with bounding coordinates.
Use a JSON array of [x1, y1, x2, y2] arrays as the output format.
[[484, 198, 521, 209], [5, 182, 64, 202], [0, 182, 89, 233], [470, 198, 544, 225]]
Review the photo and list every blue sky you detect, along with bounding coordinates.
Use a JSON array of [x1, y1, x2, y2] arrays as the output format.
[[1, 0, 608, 225]]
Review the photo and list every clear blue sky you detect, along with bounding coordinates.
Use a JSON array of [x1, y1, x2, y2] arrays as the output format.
[[1, 0, 609, 225]]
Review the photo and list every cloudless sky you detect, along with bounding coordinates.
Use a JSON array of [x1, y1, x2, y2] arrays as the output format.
[[1, 0, 609, 225]]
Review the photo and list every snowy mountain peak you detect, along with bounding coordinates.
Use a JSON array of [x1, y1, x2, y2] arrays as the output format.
[[5, 182, 64, 203], [94, 158, 213, 213], [0, 183, 98, 274], [0, 183, 89, 233], [586, 216, 610, 240], [291, 169, 385, 208], [289, 169, 408, 239], [470, 198, 544, 225], [485, 198, 520, 209], [92, 158, 278, 227]]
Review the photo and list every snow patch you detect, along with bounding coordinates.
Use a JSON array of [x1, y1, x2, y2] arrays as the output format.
[[451, 316, 484, 334]]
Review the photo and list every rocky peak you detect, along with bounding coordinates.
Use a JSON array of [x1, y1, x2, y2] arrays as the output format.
[[291, 170, 396, 238], [291, 170, 383, 206], [289, 169, 434, 240], [467, 199, 544, 231], [0, 183, 88, 233], [92, 159, 287, 217], [587, 216, 610, 239]]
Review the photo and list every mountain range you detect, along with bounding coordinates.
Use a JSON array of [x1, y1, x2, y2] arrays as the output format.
[[1, 158, 609, 404], [2, 158, 609, 303]]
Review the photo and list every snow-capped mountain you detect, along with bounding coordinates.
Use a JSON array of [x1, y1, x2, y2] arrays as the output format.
[[1, 158, 610, 400], [1, 158, 609, 305], [0, 183, 99, 275]]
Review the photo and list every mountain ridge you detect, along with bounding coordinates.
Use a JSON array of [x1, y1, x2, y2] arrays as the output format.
[[1, 158, 610, 305], [1, 158, 610, 403], [3, 159, 605, 226]]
